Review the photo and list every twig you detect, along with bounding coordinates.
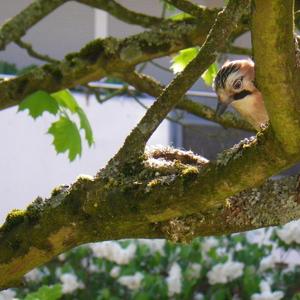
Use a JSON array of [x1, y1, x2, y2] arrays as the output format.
[[150, 61, 173, 73], [165, 0, 209, 18], [129, 90, 184, 125], [15, 39, 59, 64], [0, 0, 66, 50], [77, 0, 163, 28]]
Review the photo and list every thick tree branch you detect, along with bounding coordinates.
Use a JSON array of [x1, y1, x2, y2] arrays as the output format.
[[0, 0, 67, 50], [0, 146, 299, 289], [252, 0, 300, 155], [77, 0, 164, 28], [119, 71, 254, 131], [110, 0, 251, 166]]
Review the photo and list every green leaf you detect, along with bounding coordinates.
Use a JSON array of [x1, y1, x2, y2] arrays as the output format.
[[19, 90, 59, 119], [76, 107, 94, 146], [292, 293, 300, 300], [51, 89, 79, 113], [169, 12, 193, 21], [48, 117, 82, 161], [170, 47, 199, 73], [201, 62, 218, 86], [25, 284, 62, 300], [51, 89, 94, 147], [242, 266, 260, 299]]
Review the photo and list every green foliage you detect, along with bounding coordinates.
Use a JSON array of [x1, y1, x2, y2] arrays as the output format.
[[292, 293, 300, 300], [25, 285, 62, 300], [159, 0, 176, 13], [170, 48, 217, 86], [201, 62, 218, 87], [10, 225, 300, 300], [170, 47, 199, 73], [0, 60, 17, 74], [52, 90, 94, 146], [48, 117, 82, 161], [0, 60, 37, 75], [76, 107, 94, 146], [242, 266, 260, 299], [19, 91, 59, 119], [18, 89, 94, 161], [169, 12, 193, 21], [52, 90, 78, 113]]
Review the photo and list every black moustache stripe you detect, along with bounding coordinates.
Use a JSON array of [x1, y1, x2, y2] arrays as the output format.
[[233, 90, 252, 100], [214, 63, 241, 89]]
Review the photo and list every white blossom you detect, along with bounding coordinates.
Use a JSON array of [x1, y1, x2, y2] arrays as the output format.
[[193, 292, 204, 300], [276, 220, 300, 244], [80, 258, 98, 273], [118, 272, 143, 290], [207, 261, 244, 285], [166, 262, 182, 297], [138, 239, 166, 255], [251, 281, 284, 300], [58, 253, 66, 261], [187, 263, 202, 279], [24, 268, 47, 283], [259, 251, 277, 272], [110, 266, 121, 278], [60, 273, 84, 294], [0, 289, 16, 300], [246, 228, 274, 246], [90, 242, 136, 265], [201, 237, 218, 252], [235, 242, 244, 251]]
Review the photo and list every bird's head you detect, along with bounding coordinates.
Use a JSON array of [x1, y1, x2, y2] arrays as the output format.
[[213, 59, 257, 116]]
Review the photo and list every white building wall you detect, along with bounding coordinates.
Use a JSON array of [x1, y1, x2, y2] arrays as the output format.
[[0, 1, 95, 67]]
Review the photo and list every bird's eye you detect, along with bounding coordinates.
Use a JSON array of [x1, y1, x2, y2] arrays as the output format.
[[233, 79, 242, 90]]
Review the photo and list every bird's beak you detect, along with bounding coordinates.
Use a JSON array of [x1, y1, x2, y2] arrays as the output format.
[[216, 101, 228, 117]]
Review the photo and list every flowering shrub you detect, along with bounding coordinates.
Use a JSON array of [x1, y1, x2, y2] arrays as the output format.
[[2, 221, 300, 300]]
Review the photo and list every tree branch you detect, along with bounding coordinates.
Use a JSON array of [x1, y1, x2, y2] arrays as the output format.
[[119, 71, 254, 131], [110, 0, 251, 166], [0, 15, 223, 111], [165, 0, 210, 18], [77, 0, 164, 28], [0, 146, 299, 289], [0, 0, 67, 50], [15, 39, 59, 64], [252, 0, 300, 155]]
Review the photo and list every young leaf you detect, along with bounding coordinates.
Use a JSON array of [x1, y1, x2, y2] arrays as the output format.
[[76, 107, 94, 146], [170, 47, 199, 73], [18, 90, 59, 119], [169, 12, 193, 21], [201, 62, 218, 87], [48, 117, 82, 161], [51, 89, 94, 147], [25, 284, 62, 300], [51, 89, 78, 113]]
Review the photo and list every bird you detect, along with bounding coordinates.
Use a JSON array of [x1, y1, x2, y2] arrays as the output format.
[[213, 59, 268, 131]]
